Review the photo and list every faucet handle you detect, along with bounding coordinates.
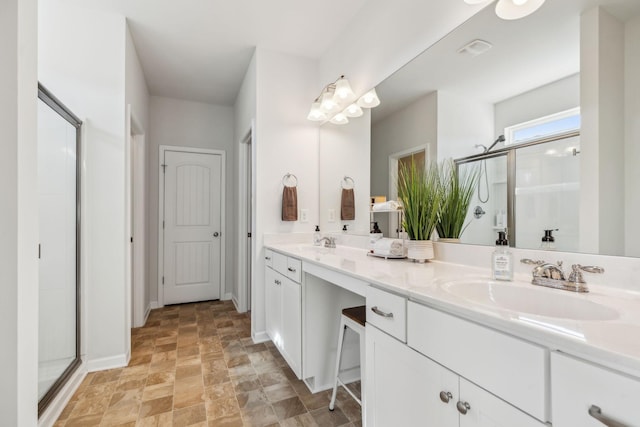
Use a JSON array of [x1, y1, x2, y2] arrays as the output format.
[[520, 258, 545, 266], [568, 264, 604, 284]]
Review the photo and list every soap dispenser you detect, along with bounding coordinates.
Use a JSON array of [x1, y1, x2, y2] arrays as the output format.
[[540, 229, 557, 250], [313, 225, 321, 246], [492, 230, 513, 281]]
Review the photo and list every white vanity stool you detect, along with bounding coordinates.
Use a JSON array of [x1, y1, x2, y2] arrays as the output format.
[[329, 305, 366, 411]]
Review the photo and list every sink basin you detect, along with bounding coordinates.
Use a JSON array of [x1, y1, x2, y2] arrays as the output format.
[[440, 279, 619, 321]]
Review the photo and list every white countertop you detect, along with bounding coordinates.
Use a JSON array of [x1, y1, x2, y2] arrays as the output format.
[[265, 242, 640, 378]]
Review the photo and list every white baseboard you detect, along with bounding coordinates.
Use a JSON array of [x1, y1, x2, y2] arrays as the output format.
[[231, 295, 240, 311], [149, 301, 159, 309], [38, 363, 87, 427], [222, 292, 232, 301], [86, 354, 128, 372], [143, 301, 159, 325], [252, 330, 270, 344]]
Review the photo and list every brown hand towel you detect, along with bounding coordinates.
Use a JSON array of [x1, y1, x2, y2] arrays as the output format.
[[282, 186, 298, 221], [341, 188, 355, 220]]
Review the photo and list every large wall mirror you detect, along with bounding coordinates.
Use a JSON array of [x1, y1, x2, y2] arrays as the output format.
[[319, 0, 640, 258]]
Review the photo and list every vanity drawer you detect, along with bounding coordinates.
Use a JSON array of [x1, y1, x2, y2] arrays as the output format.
[[286, 257, 302, 283], [408, 302, 548, 422], [264, 249, 273, 268], [270, 251, 301, 283], [366, 286, 407, 342]]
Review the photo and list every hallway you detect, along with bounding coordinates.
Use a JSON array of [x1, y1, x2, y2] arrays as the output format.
[[54, 300, 362, 426]]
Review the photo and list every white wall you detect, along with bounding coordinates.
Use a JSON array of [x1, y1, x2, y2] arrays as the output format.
[[252, 48, 319, 340], [125, 27, 150, 133], [39, 2, 129, 369], [437, 91, 494, 161], [580, 7, 625, 256], [320, 111, 372, 235], [625, 15, 640, 257], [0, 0, 38, 424], [233, 52, 256, 308], [148, 96, 235, 303]]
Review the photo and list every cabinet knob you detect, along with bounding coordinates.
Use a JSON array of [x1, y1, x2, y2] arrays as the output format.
[[456, 401, 471, 415], [213, 231, 220, 237], [588, 405, 628, 427], [287, 267, 296, 272], [439, 391, 453, 403], [265, 256, 271, 260], [275, 280, 281, 285]]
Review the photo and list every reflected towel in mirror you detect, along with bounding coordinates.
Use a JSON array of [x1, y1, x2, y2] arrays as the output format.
[[373, 238, 405, 257], [341, 188, 355, 220]]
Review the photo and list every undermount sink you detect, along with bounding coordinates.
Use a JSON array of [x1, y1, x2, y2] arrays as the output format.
[[440, 279, 619, 321]]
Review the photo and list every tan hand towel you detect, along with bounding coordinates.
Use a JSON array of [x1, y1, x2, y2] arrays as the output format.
[[282, 186, 298, 221], [341, 188, 355, 220]]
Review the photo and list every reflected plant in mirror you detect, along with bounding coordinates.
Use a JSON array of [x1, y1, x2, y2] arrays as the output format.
[[436, 159, 479, 241]]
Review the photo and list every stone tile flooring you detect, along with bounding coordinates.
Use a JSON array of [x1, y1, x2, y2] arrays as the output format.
[[54, 300, 362, 426]]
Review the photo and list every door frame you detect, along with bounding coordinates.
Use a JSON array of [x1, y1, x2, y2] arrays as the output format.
[[126, 106, 146, 329], [236, 123, 255, 313], [157, 145, 226, 307]]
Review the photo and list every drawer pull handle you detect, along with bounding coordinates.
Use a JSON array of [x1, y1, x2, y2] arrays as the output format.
[[287, 267, 296, 272], [275, 280, 281, 285], [456, 401, 471, 415], [265, 256, 271, 260], [439, 391, 452, 403], [370, 306, 394, 318], [589, 405, 628, 427]]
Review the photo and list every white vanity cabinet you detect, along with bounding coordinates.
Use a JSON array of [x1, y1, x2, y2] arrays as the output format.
[[551, 352, 640, 426], [365, 287, 548, 427], [264, 250, 302, 378]]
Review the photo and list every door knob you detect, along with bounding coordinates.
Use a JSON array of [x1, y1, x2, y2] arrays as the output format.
[[213, 232, 220, 237]]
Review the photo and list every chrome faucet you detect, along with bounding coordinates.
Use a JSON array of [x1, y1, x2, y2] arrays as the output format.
[[520, 259, 604, 293], [318, 236, 337, 248]]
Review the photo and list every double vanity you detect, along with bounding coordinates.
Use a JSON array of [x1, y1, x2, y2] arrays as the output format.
[[263, 240, 640, 427]]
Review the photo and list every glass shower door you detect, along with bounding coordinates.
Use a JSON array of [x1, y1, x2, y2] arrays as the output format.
[[37, 85, 82, 414], [515, 136, 580, 251]]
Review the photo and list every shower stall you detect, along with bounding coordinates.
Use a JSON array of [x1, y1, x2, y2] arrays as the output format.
[[37, 84, 82, 415], [455, 131, 581, 251]]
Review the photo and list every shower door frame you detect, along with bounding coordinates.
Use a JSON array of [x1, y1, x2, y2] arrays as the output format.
[[37, 83, 83, 417], [455, 130, 580, 247]]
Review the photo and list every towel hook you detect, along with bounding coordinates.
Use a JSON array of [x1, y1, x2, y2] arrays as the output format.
[[341, 176, 355, 189], [282, 173, 298, 187]]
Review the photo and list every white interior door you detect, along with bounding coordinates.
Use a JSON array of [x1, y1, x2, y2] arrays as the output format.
[[163, 150, 222, 304]]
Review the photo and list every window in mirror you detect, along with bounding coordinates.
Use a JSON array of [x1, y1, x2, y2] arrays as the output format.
[[505, 107, 581, 146]]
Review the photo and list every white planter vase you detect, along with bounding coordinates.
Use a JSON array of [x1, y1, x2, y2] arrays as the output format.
[[438, 238, 460, 243], [407, 240, 434, 263]]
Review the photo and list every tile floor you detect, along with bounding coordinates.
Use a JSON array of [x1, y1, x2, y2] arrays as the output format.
[[54, 300, 362, 426]]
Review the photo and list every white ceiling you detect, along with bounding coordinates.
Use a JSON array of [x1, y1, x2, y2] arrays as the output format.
[[61, 0, 368, 105], [373, 0, 640, 123]]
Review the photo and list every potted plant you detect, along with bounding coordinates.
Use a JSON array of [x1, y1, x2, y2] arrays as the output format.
[[436, 159, 479, 242], [397, 159, 441, 262]]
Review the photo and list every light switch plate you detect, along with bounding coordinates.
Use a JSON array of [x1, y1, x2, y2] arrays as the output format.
[[300, 209, 308, 222], [328, 209, 336, 222]]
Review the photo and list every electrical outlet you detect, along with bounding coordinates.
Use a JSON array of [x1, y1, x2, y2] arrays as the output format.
[[328, 209, 336, 222], [300, 209, 308, 222]]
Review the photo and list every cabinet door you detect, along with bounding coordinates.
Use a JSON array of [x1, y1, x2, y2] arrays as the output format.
[[366, 325, 458, 427], [280, 276, 302, 378], [458, 378, 546, 427], [264, 267, 281, 345], [552, 352, 640, 427]]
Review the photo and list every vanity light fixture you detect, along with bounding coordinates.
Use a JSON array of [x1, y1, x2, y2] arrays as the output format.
[[307, 75, 381, 125], [463, 0, 546, 20]]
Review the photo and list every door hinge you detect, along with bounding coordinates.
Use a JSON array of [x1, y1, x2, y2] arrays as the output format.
[[130, 236, 133, 243], [161, 163, 167, 173], [248, 232, 252, 238], [38, 244, 41, 259], [162, 220, 165, 229], [162, 276, 165, 285]]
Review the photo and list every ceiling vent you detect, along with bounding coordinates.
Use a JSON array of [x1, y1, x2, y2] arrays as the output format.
[[457, 39, 493, 57]]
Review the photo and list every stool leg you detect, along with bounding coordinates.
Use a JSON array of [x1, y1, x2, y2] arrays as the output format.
[[329, 320, 347, 411]]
